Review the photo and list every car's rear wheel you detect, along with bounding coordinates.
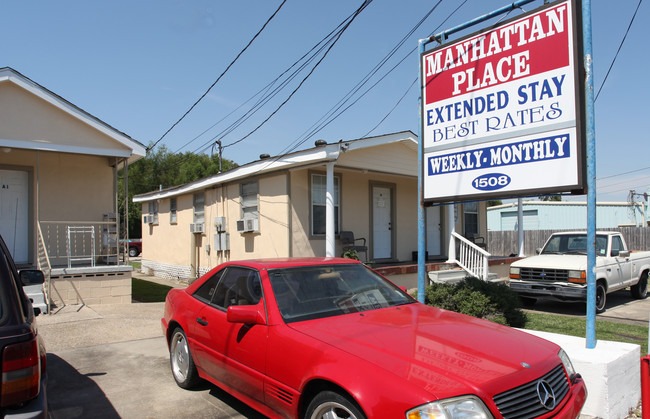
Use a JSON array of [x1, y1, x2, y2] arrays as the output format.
[[305, 390, 366, 419], [129, 247, 139, 257], [170, 328, 200, 389], [596, 282, 607, 313], [631, 272, 648, 299]]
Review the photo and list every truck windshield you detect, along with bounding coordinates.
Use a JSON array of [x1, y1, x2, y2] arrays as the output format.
[[541, 234, 608, 256]]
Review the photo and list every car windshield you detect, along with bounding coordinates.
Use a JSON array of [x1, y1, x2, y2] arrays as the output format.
[[541, 234, 608, 256], [267, 264, 414, 323]]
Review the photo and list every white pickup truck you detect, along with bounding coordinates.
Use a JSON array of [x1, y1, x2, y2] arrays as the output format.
[[509, 231, 650, 312]]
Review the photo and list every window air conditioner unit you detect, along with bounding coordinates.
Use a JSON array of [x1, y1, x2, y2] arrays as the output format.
[[236, 218, 259, 233], [143, 215, 154, 224], [190, 223, 205, 234]]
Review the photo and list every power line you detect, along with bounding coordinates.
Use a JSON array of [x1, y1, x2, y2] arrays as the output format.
[[247, 0, 471, 175], [361, 78, 417, 138], [183, 1, 373, 156], [274, 0, 466, 159], [223, 0, 373, 150], [595, 0, 643, 101], [147, 0, 467, 178], [148, 0, 287, 153], [597, 165, 650, 181], [147, 1, 374, 177]]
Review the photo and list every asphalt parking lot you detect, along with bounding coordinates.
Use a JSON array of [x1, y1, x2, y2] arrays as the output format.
[[38, 277, 650, 418], [524, 288, 650, 328], [39, 303, 267, 419]]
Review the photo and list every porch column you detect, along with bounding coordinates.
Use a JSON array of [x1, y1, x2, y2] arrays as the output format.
[[517, 198, 525, 257], [446, 204, 456, 262], [325, 161, 336, 257]]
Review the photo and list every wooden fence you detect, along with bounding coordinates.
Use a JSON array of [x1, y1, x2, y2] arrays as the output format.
[[487, 227, 650, 257]]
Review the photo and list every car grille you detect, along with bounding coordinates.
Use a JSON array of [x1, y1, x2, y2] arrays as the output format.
[[519, 268, 568, 281], [493, 364, 570, 419]]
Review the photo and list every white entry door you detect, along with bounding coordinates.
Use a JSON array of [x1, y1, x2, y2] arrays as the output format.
[[372, 186, 392, 259], [426, 206, 441, 257], [0, 169, 29, 263]]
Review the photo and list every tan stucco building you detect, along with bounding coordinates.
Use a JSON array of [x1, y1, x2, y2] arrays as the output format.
[[134, 131, 488, 280], [0, 67, 146, 306]]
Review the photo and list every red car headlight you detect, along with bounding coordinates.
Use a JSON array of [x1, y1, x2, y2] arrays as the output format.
[[406, 395, 492, 418]]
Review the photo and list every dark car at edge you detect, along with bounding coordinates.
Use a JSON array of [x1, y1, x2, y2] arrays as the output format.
[[0, 233, 47, 418]]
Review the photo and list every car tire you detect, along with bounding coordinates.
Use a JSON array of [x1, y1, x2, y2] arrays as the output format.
[[170, 328, 200, 389], [305, 390, 366, 419], [129, 247, 139, 257], [596, 282, 607, 313], [631, 272, 648, 299]]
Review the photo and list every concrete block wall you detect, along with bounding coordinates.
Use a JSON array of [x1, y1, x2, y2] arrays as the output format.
[[521, 329, 641, 419], [141, 259, 209, 282], [50, 271, 132, 306]]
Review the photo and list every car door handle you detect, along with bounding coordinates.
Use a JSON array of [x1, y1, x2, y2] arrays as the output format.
[[196, 317, 208, 326]]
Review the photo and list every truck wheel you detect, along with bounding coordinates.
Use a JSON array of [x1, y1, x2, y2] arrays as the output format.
[[631, 272, 648, 299], [519, 297, 536, 308], [596, 282, 606, 313]]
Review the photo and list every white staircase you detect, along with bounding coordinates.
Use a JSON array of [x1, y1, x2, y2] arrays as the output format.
[[428, 232, 500, 284]]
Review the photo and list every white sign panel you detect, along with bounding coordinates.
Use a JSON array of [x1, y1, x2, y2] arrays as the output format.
[[421, 0, 584, 202]]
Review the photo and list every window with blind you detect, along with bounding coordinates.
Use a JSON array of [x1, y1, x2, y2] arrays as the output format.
[[170, 197, 177, 224], [193, 193, 205, 224], [311, 173, 339, 236], [148, 201, 159, 224], [464, 201, 479, 238], [241, 181, 259, 219]]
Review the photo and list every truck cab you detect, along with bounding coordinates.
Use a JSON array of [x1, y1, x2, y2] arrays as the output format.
[[509, 231, 650, 312]]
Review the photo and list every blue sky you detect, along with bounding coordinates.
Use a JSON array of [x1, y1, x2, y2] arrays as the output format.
[[1, 0, 647, 202]]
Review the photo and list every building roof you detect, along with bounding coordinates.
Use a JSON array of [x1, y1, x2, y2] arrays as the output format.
[[0, 67, 146, 163], [133, 130, 418, 203], [487, 200, 644, 211]]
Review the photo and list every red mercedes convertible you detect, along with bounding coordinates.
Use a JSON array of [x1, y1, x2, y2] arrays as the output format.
[[162, 258, 586, 419]]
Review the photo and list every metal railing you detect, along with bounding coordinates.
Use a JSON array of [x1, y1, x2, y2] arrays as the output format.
[[39, 220, 119, 268], [451, 231, 491, 281]]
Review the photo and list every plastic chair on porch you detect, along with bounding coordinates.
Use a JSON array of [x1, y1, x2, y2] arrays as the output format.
[[340, 231, 368, 262]]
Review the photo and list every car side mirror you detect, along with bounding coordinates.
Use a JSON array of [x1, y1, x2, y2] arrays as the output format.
[[33, 307, 42, 316], [618, 250, 630, 258], [227, 305, 266, 325], [19, 270, 45, 286]]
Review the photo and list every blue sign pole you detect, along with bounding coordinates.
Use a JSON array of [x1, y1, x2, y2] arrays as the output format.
[[583, 0, 597, 349], [417, 39, 427, 304]]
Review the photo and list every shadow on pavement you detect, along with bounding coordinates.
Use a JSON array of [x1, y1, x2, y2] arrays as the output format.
[[208, 386, 268, 419], [47, 354, 119, 419], [524, 289, 650, 326]]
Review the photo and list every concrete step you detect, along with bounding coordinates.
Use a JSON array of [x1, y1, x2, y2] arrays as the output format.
[[428, 269, 500, 285]]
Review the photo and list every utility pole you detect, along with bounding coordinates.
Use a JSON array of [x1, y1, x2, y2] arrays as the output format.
[[211, 140, 223, 173]]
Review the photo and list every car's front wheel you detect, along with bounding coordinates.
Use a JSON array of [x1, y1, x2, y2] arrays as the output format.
[[305, 390, 366, 419], [129, 247, 139, 257], [170, 328, 200, 389]]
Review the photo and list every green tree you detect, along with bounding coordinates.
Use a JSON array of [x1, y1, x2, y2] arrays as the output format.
[[539, 195, 562, 202], [118, 145, 238, 239]]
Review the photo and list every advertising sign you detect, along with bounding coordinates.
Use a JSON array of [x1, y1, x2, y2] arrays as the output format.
[[421, 0, 584, 203]]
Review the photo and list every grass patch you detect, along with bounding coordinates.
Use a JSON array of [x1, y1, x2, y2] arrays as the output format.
[[132, 278, 172, 303], [525, 312, 648, 354], [129, 261, 142, 270]]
